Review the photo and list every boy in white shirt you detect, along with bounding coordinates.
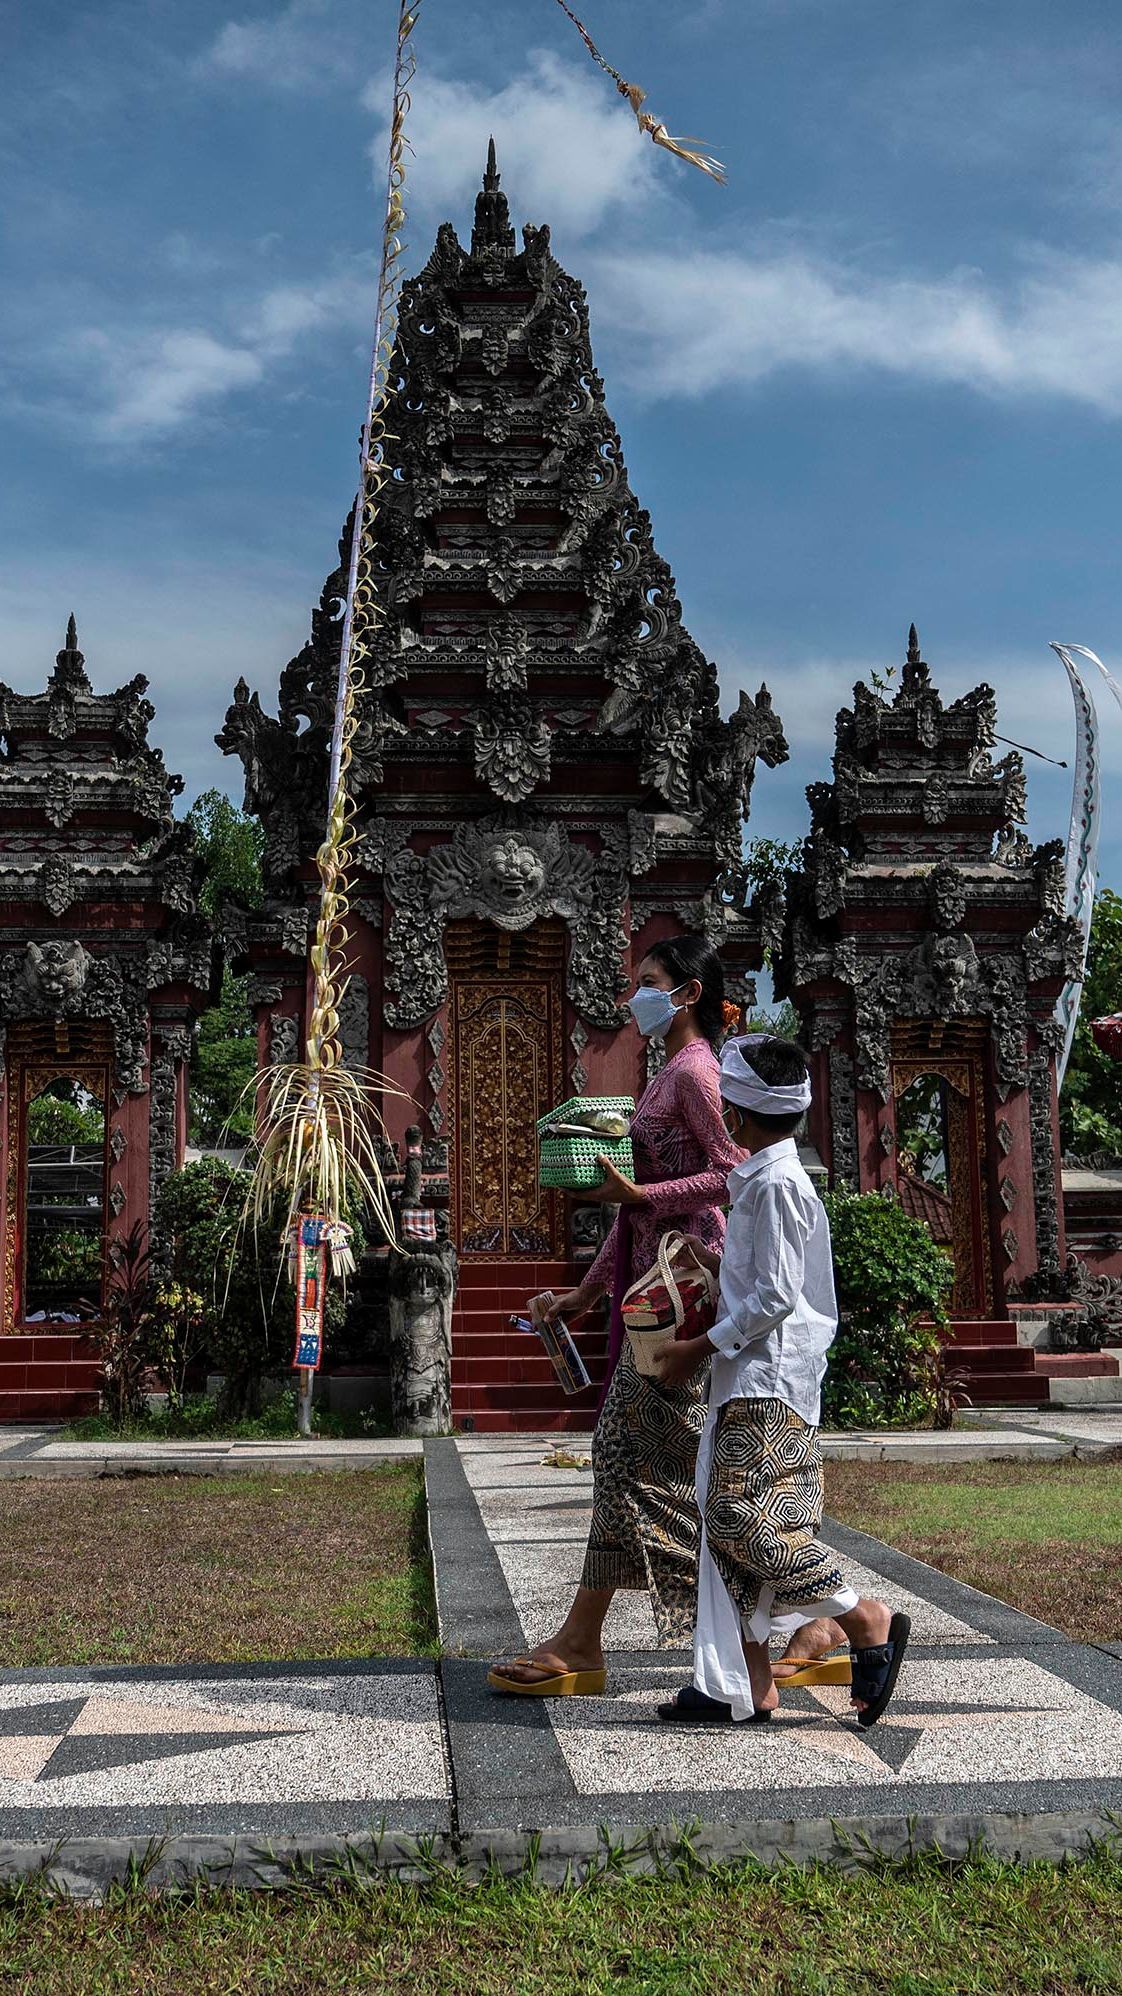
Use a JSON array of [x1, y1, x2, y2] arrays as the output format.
[[654, 1035, 910, 1729]]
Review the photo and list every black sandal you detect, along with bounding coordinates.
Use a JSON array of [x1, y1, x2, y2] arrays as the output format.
[[850, 1612, 911, 1728], [657, 1683, 772, 1726]]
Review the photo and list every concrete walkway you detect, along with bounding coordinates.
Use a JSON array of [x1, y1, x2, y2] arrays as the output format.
[[0, 1432, 1119, 1888], [0, 1429, 423, 1477], [1, 1407, 1120, 1476]]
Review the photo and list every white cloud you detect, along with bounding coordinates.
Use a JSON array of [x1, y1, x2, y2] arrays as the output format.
[[584, 243, 1122, 413], [49, 267, 373, 445], [200, 0, 348, 90], [365, 51, 667, 243], [241, 269, 371, 353], [77, 329, 264, 443]]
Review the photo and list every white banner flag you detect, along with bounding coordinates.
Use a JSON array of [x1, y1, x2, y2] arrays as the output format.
[[1050, 644, 1103, 1086]]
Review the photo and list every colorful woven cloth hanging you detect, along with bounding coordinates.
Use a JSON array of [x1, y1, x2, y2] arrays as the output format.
[[289, 1213, 357, 1371]]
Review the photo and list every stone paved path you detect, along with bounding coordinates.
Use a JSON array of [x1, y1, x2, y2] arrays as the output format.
[[0, 1433, 1119, 1886], [430, 1436, 1122, 1864]]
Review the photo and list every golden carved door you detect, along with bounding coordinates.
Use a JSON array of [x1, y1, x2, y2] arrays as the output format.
[[447, 924, 564, 1259]]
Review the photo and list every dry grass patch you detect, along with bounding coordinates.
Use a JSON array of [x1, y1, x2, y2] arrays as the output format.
[[825, 1456, 1122, 1643], [0, 1467, 435, 1667]]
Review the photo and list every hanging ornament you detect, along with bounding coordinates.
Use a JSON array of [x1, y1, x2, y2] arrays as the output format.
[[550, 0, 726, 182], [288, 1209, 357, 1372]]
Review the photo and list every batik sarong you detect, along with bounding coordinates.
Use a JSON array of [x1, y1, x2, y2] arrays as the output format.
[[701, 1397, 850, 1642], [580, 1341, 706, 1645]]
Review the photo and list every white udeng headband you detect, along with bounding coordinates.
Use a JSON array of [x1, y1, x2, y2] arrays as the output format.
[[720, 1034, 812, 1113]]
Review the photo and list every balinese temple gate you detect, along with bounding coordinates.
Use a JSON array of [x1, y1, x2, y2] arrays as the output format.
[[0, 622, 216, 1417], [220, 151, 787, 1427], [776, 629, 1084, 1332]]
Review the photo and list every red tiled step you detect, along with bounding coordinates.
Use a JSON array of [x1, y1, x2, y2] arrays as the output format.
[[0, 1390, 100, 1421], [954, 1373, 1050, 1406], [453, 1351, 607, 1386], [452, 1332, 609, 1360], [0, 1333, 102, 1421], [1035, 1354, 1122, 1378], [455, 1378, 600, 1410], [455, 1409, 597, 1434], [945, 1347, 1037, 1374], [457, 1262, 576, 1289], [939, 1321, 1019, 1348]]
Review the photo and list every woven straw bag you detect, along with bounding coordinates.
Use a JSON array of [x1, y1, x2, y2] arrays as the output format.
[[621, 1231, 719, 1376]]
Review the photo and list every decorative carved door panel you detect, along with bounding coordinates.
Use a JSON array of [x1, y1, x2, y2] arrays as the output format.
[[892, 1024, 993, 1318], [448, 948, 563, 1259]]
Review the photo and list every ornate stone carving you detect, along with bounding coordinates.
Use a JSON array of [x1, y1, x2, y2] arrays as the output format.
[[473, 698, 552, 802], [1028, 1048, 1062, 1287], [382, 817, 629, 1031], [149, 1023, 191, 1204], [928, 861, 967, 932], [387, 1240, 456, 1436], [829, 1048, 858, 1188], [338, 974, 369, 1072], [7, 940, 91, 1014], [269, 1013, 300, 1066], [0, 941, 148, 1096], [44, 767, 74, 830], [427, 820, 593, 932]]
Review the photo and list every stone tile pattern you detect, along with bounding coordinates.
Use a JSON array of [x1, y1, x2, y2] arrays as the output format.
[[0, 1675, 446, 1807]]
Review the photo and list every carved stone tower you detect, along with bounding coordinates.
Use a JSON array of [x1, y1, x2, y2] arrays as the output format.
[[776, 627, 1081, 1315], [0, 619, 215, 1364], [219, 151, 785, 1407]]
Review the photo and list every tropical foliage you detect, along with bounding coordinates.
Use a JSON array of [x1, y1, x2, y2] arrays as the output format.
[[153, 1159, 362, 1416], [822, 1189, 953, 1429]]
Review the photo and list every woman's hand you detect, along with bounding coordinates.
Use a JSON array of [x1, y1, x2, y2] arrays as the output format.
[[588, 1157, 648, 1207], [652, 1332, 713, 1388], [529, 1284, 599, 1326], [678, 1235, 721, 1276]]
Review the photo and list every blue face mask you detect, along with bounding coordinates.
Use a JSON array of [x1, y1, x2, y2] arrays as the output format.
[[627, 982, 687, 1040]]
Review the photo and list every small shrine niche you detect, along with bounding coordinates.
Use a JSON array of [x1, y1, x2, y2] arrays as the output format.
[[0, 620, 217, 1331], [776, 627, 1083, 1314]]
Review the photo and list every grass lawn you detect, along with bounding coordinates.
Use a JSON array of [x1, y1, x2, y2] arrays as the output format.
[[2, 1854, 1121, 1994], [0, 1468, 436, 1667], [825, 1456, 1122, 1644]]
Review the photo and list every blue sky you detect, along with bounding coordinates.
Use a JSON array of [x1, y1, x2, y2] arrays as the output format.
[[2, 0, 1121, 889]]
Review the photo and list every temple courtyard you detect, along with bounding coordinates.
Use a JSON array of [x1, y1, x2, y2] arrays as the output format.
[[0, 1433, 1118, 1895]]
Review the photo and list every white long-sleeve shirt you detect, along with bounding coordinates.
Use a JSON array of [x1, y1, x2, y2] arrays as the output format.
[[706, 1138, 837, 1426]]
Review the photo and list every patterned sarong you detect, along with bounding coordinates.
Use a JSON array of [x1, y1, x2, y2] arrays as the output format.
[[581, 1340, 706, 1645], [702, 1398, 846, 1624]]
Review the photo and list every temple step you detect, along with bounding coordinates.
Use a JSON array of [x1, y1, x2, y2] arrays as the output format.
[[451, 1258, 606, 1429], [940, 1320, 1020, 1347], [1035, 1353, 1122, 1378], [0, 1334, 102, 1421], [953, 1372, 1052, 1405]]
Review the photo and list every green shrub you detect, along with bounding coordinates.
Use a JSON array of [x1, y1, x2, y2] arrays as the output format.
[[152, 1160, 362, 1418], [822, 1189, 953, 1429]]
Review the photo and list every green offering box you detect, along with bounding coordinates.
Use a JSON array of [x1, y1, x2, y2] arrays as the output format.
[[536, 1096, 635, 1192]]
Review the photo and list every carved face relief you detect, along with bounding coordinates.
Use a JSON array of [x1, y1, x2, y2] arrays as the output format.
[[479, 837, 547, 916], [24, 939, 91, 1014]]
